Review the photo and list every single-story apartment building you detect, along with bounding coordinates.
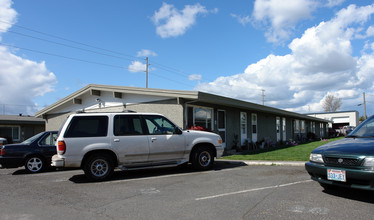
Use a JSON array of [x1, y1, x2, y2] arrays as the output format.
[[0, 115, 45, 143], [35, 84, 329, 150]]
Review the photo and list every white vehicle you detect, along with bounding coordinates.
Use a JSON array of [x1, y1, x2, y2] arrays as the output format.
[[52, 112, 224, 181]]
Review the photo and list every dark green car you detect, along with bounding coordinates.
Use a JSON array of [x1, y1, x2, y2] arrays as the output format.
[[305, 116, 374, 191]]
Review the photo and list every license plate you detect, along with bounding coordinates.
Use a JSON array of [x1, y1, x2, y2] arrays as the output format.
[[327, 169, 346, 182]]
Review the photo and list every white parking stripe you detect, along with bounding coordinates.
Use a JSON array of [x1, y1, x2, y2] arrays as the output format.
[[99, 170, 216, 184], [195, 180, 312, 200]]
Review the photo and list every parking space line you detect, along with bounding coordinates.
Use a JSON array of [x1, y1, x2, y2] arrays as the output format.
[[195, 179, 312, 200], [99, 170, 217, 184]]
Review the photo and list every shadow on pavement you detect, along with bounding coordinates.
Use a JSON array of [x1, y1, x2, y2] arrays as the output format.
[[323, 187, 374, 204], [69, 160, 247, 184], [11, 167, 79, 175]]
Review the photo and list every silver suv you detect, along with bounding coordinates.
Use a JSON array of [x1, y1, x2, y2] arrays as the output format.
[[52, 112, 224, 181]]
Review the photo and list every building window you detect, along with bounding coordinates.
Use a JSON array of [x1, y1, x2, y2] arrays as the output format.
[[301, 120, 305, 133], [294, 119, 300, 133], [0, 126, 20, 142], [187, 106, 213, 131]]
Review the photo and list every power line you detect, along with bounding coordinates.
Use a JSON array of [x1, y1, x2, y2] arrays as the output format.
[[0, 20, 215, 84], [0, 42, 196, 88], [0, 20, 137, 60], [0, 20, 227, 88], [0, 28, 137, 62], [0, 42, 126, 69]]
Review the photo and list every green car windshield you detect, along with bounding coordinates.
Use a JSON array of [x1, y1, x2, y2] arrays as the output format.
[[348, 117, 374, 138]]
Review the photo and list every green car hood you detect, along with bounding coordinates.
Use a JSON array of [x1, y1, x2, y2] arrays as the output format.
[[313, 138, 374, 156]]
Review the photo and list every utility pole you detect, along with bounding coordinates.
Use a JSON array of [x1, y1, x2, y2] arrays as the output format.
[[261, 89, 265, 105], [363, 92, 367, 119], [144, 57, 149, 88]]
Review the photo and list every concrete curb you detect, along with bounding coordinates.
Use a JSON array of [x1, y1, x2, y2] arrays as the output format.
[[218, 159, 306, 167]]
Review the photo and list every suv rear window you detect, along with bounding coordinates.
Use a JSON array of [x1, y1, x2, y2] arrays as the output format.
[[65, 116, 108, 137], [113, 115, 144, 136]]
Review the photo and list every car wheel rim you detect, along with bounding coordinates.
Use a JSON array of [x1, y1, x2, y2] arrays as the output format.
[[27, 158, 43, 172], [91, 159, 108, 177], [199, 151, 211, 167]]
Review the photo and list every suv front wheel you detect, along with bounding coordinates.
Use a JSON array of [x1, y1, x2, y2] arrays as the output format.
[[84, 154, 114, 181], [191, 147, 214, 171]]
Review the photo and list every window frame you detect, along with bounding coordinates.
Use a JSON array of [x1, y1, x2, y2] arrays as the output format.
[[186, 105, 213, 131], [64, 116, 109, 138], [113, 115, 145, 136], [143, 115, 180, 135], [0, 126, 20, 142]]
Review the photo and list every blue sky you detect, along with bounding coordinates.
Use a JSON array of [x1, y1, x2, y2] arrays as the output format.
[[0, 0, 373, 118]]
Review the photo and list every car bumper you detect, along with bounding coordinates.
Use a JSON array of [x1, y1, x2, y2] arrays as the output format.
[[0, 157, 24, 168], [305, 161, 374, 191], [51, 154, 65, 167], [216, 146, 224, 158]]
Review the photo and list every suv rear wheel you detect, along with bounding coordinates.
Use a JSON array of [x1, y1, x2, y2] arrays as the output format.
[[191, 147, 214, 171], [84, 154, 114, 181]]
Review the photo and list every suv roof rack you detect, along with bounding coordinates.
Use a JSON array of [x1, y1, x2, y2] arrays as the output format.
[[75, 109, 137, 114]]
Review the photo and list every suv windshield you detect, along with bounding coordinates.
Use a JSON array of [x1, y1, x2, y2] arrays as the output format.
[[347, 117, 374, 138]]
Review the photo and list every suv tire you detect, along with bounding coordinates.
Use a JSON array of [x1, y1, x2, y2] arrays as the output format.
[[191, 147, 214, 171], [84, 154, 114, 181]]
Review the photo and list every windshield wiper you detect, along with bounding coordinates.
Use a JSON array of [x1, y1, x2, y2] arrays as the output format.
[[346, 135, 359, 138]]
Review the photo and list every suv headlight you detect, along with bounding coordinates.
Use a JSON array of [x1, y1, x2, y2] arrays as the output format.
[[310, 153, 324, 163], [363, 157, 374, 167]]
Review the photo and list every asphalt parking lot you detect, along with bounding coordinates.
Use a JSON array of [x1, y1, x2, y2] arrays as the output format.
[[0, 161, 373, 220]]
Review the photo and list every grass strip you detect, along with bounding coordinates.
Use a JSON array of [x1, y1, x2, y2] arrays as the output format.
[[222, 137, 344, 161]]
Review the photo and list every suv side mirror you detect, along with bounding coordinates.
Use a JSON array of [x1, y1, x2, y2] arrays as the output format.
[[175, 127, 183, 135]]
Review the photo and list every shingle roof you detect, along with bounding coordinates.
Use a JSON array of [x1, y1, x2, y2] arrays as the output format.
[[0, 115, 45, 125], [35, 83, 328, 123]]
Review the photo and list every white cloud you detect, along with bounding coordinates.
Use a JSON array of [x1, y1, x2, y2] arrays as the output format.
[[0, 0, 17, 38], [151, 3, 212, 38], [326, 0, 345, 8], [128, 61, 145, 72], [0, 47, 57, 114], [0, 0, 57, 115], [197, 4, 374, 114], [252, 0, 318, 43], [188, 74, 202, 81], [231, 14, 251, 26], [137, 49, 158, 57], [366, 26, 374, 37]]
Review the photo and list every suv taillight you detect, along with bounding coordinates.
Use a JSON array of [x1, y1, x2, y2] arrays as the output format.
[[57, 141, 66, 155], [0, 148, 5, 156]]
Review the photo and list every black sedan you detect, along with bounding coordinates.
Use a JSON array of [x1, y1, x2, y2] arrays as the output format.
[[305, 116, 374, 191], [0, 131, 58, 173]]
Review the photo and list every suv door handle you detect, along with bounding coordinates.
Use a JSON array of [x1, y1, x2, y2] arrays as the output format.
[[151, 137, 157, 142], [114, 139, 120, 142]]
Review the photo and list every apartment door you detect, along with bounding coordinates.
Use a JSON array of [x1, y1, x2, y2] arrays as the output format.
[[240, 112, 247, 145], [276, 117, 281, 142], [217, 110, 226, 148], [282, 117, 286, 141], [251, 113, 258, 142]]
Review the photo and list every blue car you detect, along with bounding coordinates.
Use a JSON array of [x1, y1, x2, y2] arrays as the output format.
[[305, 116, 374, 191], [0, 131, 58, 173]]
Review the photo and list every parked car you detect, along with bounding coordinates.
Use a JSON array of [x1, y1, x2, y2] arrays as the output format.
[[0, 137, 8, 146], [344, 126, 355, 136], [328, 128, 337, 138], [52, 112, 224, 181], [0, 131, 58, 173], [305, 116, 374, 191]]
